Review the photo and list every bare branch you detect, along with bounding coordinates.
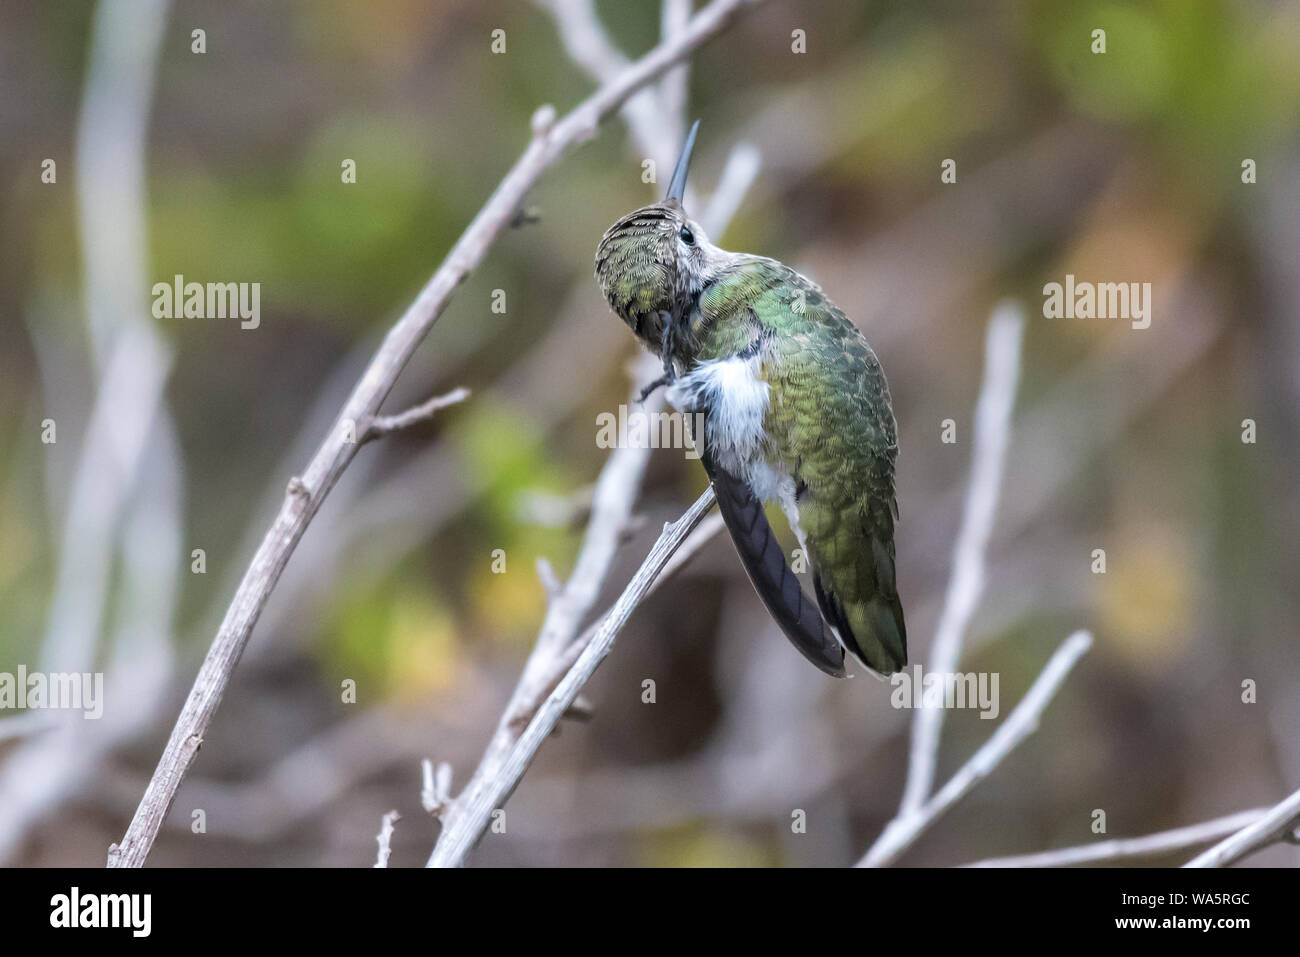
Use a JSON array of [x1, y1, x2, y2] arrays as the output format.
[[536, 0, 666, 168], [108, 0, 764, 870], [858, 630, 1093, 868], [537, 0, 706, 205], [419, 353, 665, 864], [964, 808, 1269, 867], [358, 387, 469, 444], [655, 510, 727, 585], [535, 557, 564, 601], [1184, 786, 1300, 868], [537, 357, 665, 657], [897, 303, 1025, 817], [538, 0, 632, 84], [428, 488, 717, 866], [421, 759, 453, 819], [503, 509, 726, 733], [373, 810, 400, 868]]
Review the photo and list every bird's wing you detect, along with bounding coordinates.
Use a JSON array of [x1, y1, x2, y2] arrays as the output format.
[[697, 437, 847, 677], [745, 267, 908, 675]]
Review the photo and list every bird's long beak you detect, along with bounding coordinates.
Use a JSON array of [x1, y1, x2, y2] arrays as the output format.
[[664, 119, 700, 204]]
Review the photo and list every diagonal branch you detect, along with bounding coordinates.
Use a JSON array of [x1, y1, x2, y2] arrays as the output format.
[[108, 0, 764, 870], [502, 507, 726, 735], [1184, 786, 1300, 868], [858, 630, 1093, 867], [427, 488, 717, 867], [420, 356, 669, 851], [962, 807, 1270, 867], [897, 302, 1024, 816]]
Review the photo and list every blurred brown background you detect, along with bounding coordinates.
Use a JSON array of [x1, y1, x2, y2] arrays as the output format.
[[1, 0, 1298, 866]]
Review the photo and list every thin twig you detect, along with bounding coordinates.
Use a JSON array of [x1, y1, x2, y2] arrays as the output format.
[[503, 509, 725, 733], [537, 0, 676, 181], [897, 303, 1025, 816], [535, 357, 665, 657], [421, 759, 453, 818], [535, 557, 564, 599], [963, 808, 1269, 867], [358, 387, 470, 444], [427, 488, 717, 866], [858, 630, 1093, 867], [420, 354, 667, 864], [108, 0, 763, 870], [1184, 786, 1300, 868], [373, 810, 399, 868]]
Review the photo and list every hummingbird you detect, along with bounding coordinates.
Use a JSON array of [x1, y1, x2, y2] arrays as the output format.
[[594, 122, 906, 677]]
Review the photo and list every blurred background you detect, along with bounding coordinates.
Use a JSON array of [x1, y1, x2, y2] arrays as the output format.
[[1, 0, 1298, 867]]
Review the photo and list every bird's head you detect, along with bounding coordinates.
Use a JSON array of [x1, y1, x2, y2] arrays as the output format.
[[594, 121, 714, 350]]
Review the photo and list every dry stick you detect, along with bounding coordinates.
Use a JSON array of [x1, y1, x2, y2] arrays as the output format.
[[373, 810, 400, 868], [858, 630, 1093, 868], [359, 387, 470, 443], [897, 303, 1025, 817], [962, 807, 1269, 868], [535, 357, 664, 659], [537, 0, 671, 171], [107, 0, 761, 870], [1184, 785, 1300, 868], [417, 354, 667, 863], [421, 759, 453, 817], [503, 509, 725, 733], [428, 488, 716, 867]]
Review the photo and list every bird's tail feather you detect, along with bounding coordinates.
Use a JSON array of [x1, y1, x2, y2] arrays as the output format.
[[814, 569, 907, 676]]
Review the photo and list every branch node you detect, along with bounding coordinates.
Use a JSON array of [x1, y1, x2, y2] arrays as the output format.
[[510, 205, 542, 228], [536, 557, 563, 601], [359, 387, 471, 445], [373, 809, 400, 868], [562, 695, 595, 723], [531, 104, 557, 138], [421, 759, 454, 819]]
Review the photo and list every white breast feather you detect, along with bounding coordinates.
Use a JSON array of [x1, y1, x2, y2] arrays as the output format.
[[667, 355, 803, 521], [668, 354, 815, 613]]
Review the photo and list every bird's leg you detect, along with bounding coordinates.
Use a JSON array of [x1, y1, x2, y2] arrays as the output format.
[[638, 311, 677, 403]]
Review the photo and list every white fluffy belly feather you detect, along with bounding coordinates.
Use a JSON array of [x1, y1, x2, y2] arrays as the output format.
[[666, 354, 806, 549]]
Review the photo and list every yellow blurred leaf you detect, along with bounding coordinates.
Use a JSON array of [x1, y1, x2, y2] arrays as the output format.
[[1098, 522, 1194, 671]]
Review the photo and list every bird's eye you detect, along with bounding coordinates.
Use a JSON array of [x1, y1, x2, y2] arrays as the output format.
[[678, 225, 695, 246]]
